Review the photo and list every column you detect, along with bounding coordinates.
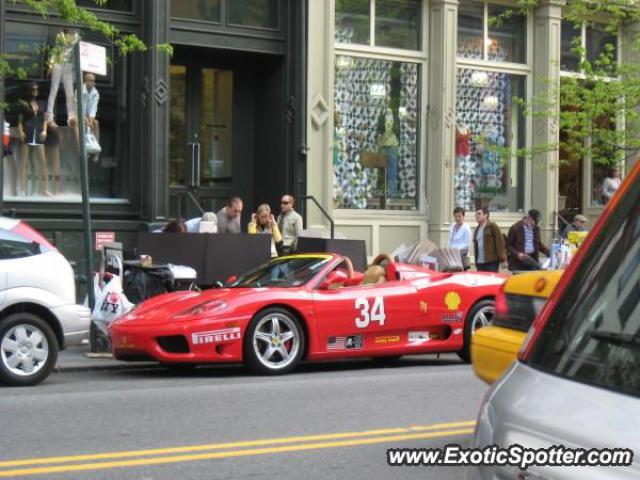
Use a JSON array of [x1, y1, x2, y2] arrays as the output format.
[[426, 0, 459, 246], [141, 0, 170, 222], [305, 0, 333, 230], [531, 0, 563, 240]]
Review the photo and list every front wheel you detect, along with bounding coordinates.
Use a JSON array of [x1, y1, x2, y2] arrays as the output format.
[[0, 313, 58, 386], [243, 308, 305, 375], [458, 299, 495, 363]]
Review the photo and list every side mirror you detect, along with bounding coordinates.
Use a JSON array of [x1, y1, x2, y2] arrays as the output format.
[[319, 270, 348, 290]]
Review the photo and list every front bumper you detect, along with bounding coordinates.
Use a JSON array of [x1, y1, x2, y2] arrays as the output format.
[[110, 316, 249, 364], [51, 303, 91, 347]]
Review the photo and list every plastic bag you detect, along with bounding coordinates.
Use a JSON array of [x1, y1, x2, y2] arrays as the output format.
[[85, 127, 101, 155]]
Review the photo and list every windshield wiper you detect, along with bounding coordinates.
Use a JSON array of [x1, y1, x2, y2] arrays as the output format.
[[588, 330, 640, 351]]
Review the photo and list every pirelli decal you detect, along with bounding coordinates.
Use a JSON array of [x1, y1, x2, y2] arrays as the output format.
[[192, 327, 241, 345]]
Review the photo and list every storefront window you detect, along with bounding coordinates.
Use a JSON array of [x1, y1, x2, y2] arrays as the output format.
[[375, 0, 421, 50], [75, 0, 133, 11], [560, 19, 581, 72], [2, 23, 130, 201], [457, 1, 527, 64], [228, 0, 278, 29], [457, 1, 483, 60], [333, 56, 419, 210], [455, 68, 526, 212], [487, 4, 526, 63], [171, 0, 221, 22], [335, 0, 370, 45]]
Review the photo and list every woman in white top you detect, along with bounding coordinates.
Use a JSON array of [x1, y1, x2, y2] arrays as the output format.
[[449, 207, 471, 270], [602, 167, 622, 204]]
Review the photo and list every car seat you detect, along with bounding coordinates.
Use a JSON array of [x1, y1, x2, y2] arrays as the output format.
[[360, 265, 387, 285]]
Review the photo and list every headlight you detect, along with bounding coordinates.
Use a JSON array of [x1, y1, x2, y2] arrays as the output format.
[[173, 300, 228, 320]]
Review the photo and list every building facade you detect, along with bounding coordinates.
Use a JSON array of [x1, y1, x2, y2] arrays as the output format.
[[306, 0, 638, 256], [1, 0, 638, 272]]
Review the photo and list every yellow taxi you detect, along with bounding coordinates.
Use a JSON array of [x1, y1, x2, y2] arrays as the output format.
[[471, 270, 562, 384]]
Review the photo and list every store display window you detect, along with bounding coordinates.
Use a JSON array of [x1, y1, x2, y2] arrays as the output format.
[[333, 56, 419, 210], [2, 23, 131, 201], [454, 68, 526, 212]]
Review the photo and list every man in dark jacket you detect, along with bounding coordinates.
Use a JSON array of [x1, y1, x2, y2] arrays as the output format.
[[473, 207, 507, 272], [506, 209, 550, 271]]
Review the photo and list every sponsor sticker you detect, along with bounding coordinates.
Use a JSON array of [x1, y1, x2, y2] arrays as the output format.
[[408, 331, 430, 343], [453, 328, 463, 335], [375, 335, 400, 345], [192, 327, 241, 345], [118, 336, 135, 348], [419, 301, 428, 313], [327, 335, 364, 350], [444, 291, 462, 311], [442, 312, 464, 323]]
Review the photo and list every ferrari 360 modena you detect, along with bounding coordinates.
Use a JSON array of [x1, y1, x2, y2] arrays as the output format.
[[110, 253, 507, 374]]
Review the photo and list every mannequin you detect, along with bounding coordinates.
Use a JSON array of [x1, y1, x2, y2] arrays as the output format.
[[46, 28, 78, 127], [377, 108, 399, 198], [455, 123, 476, 211], [18, 82, 49, 196]]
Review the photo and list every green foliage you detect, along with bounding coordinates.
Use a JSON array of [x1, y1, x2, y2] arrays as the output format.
[[491, 0, 640, 169]]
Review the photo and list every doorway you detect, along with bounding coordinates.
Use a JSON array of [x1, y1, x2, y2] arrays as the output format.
[[168, 47, 287, 225]]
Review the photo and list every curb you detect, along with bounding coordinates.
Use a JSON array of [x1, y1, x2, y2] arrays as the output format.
[[54, 362, 161, 373]]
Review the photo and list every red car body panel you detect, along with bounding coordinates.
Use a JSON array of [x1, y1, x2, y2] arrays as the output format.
[[110, 254, 506, 365]]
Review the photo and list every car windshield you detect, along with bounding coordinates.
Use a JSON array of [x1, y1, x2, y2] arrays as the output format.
[[227, 256, 332, 288], [527, 174, 640, 399], [0, 229, 43, 260]]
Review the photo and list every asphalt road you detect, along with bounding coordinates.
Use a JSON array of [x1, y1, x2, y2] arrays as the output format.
[[0, 355, 488, 480]]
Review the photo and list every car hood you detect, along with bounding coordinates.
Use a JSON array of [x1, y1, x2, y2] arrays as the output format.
[[115, 287, 285, 326]]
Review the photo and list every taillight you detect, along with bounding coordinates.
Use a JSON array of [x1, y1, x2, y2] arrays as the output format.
[[494, 284, 508, 321]]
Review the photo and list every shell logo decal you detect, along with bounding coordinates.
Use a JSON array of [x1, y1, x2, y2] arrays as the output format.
[[444, 292, 461, 311]]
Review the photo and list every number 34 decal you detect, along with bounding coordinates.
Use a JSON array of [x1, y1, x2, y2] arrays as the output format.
[[354, 297, 386, 328]]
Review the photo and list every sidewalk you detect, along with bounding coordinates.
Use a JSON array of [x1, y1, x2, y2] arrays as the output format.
[[56, 344, 159, 372]]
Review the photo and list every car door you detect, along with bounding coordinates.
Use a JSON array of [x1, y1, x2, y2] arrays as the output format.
[[312, 281, 418, 355]]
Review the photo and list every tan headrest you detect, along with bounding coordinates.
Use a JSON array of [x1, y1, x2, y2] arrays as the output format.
[[361, 265, 386, 285]]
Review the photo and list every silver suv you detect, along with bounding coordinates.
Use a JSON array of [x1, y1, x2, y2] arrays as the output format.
[[468, 164, 639, 479]]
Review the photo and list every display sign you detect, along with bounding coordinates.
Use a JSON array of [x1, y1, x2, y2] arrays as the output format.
[[95, 231, 116, 251], [79, 41, 107, 76]]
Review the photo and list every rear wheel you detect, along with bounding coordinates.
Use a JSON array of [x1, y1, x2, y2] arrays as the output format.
[[0, 313, 58, 386], [244, 308, 304, 375], [458, 299, 495, 363]]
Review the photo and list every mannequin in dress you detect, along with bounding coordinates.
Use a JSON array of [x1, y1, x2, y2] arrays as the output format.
[[17, 82, 49, 196], [2, 119, 17, 196], [377, 108, 399, 198]]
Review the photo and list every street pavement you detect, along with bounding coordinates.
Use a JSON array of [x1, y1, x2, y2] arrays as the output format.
[[0, 352, 488, 479]]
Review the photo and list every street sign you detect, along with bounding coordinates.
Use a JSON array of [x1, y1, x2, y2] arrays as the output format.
[[79, 41, 107, 76], [95, 231, 116, 251]]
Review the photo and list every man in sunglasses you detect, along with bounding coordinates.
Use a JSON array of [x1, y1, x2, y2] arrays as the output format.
[[277, 194, 303, 255]]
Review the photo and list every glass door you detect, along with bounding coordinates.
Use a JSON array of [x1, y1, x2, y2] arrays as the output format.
[[169, 62, 234, 218]]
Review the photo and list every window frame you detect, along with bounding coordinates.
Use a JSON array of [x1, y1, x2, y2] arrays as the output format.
[[332, 1, 427, 215], [455, 1, 533, 215]]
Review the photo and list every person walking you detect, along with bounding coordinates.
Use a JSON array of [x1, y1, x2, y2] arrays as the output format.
[[448, 207, 471, 270], [505, 209, 550, 272], [472, 207, 507, 272], [277, 194, 303, 255]]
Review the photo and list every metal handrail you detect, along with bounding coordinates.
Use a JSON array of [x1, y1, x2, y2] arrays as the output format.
[[302, 196, 335, 239]]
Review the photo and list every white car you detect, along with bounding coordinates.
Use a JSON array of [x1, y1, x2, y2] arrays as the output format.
[[0, 217, 91, 386]]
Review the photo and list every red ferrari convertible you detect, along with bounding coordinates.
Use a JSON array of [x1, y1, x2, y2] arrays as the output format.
[[110, 253, 507, 374]]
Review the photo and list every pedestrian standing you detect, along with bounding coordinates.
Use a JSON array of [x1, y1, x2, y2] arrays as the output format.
[[448, 207, 471, 270], [472, 207, 507, 272]]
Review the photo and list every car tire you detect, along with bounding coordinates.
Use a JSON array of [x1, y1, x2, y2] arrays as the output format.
[[0, 313, 58, 386], [243, 307, 305, 375], [458, 299, 495, 363]]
